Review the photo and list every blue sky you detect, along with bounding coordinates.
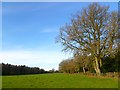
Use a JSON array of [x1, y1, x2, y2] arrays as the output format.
[[1, 2, 118, 70]]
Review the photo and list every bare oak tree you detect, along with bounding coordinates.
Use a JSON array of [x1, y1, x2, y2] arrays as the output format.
[[56, 3, 118, 75]]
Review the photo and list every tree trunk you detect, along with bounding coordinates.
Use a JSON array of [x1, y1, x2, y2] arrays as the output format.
[[83, 67, 85, 73], [93, 57, 101, 76]]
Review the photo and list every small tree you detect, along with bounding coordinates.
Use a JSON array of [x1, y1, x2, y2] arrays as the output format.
[[59, 59, 77, 73]]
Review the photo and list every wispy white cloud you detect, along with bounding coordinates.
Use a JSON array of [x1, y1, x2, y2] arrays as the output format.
[[0, 50, 72, 70], [40, 27, 59, 33]]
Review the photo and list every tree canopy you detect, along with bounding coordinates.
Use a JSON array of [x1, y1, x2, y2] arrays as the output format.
[[56, 3, 118, 75]]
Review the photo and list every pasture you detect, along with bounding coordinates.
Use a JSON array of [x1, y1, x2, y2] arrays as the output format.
[[2, 73, 118, 88]]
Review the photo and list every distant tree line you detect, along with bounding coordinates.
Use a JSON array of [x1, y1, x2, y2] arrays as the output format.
[[59, 49, 120, 74], [1, 63, 48, 75]]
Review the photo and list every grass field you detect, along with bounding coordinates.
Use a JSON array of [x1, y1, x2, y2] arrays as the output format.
[[2, 73, 118, 88]]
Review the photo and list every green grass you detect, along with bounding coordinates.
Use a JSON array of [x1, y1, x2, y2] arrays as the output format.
[[2, 73, 118, 88]]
